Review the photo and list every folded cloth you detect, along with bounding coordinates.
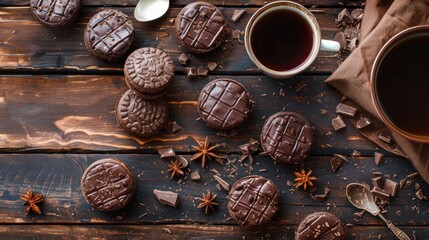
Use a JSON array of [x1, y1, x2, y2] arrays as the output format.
[[326, 0, 429, 183]]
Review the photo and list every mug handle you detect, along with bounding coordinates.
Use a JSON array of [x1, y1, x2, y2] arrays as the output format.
[[320, 39, 341, 52]]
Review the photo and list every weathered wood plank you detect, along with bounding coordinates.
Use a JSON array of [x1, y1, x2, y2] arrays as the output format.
[[0, 154, 426, 226], [0, 74, 385, 155], [0, 225, 425, 240], [0, 0, 366, 7], [0, 7, 347, 74]]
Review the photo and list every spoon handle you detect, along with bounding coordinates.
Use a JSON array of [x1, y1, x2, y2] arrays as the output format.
[[378, 214, 410, 240]]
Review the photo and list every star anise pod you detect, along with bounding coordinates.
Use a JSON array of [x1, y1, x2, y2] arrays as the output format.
[[19, 189, 43, 215], [167, 160, 184, 179], [294, 169, 317, 190], [191, 137, 222, 168], [197, 190, 219, 214]]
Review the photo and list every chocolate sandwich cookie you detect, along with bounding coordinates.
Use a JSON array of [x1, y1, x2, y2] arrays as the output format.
[[228, 175, 279, 227], [124, 47, 175, 100], [197, 79, 252, 131], [295, 212, 346, 240], [175, 2, 227, 53], [30, 0, 81, 27], [260, 112, 313, 164], [84, 9, 135, 62], [116, 90, 169, 138], [81, 158, 135, 212]]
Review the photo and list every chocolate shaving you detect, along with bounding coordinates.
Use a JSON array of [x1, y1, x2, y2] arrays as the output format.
[[356, 117, 371, 129], [332, 115, 346, 131], [214, 175, 230, 191], [374, 152, 384, 166], [384, 179, 399, 197], [330, 155, 345, 173], [153, 189, 179, 207], [231, 9, 246, 22], [158, 148, 176, 159], [407, 172, 419, 179], [415, 189, 427, 201], [295, 80, 307, 92], [336, 103, 358, 117], [178, 53, 189, 65], [378, 132, 392, 143], [191, 171, 201, 181], [415, 183, 421, 190]]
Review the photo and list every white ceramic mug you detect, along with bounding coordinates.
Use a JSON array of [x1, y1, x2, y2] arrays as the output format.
[[245, 1, 341, 79]]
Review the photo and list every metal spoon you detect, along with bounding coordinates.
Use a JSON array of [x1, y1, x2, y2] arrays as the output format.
[[134, 0, 169, 22], [346, 183, 410, 240]]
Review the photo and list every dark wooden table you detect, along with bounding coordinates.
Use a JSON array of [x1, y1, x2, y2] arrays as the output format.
[[0, 0, 428, 239]]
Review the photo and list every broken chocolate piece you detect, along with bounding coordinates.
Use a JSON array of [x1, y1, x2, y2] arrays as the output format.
[[191, 171, 201, 181], [348, 37, 359, 51], [186, 67, 198, 79], [374, 152, 384, 166], [197, 67, 208, 76], [153, 189, 179, 207], [337, 8, 353, 24], [239, 143, 249, 155], [343, 25, 359, 39], [415, 183, 421, 190], [332, 115, 346, 131], [384, 179, 399, 197], [214, 175, 230, 191], [351, 8, 364, 20], [232, 29, 243, 43], [336, 103, 358, 117], [178, 53, 189, 65], [232, 9, 246, 22], [372, 176, 383, 189], [415, 189, 427, 201], [166, 121, 182, 133], [207, 62, 218, 71], [356, 117, 372, 129], [378, 132, 392, 143], [334, 154, 348, 162], [248, 138, 259, 152], [313, 187, 330, 202], [372, 187, 390, 200], [330, 155, 345, 173], [176, 155, 189, 168], [335, 32, 347, 50], [158, 148, 176, 159], [407, 172, 419, 179]]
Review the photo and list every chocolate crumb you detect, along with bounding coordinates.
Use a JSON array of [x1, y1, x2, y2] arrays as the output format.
[[178, 53, 189, 65], [351, 8, 364, 20], [158, 148, 176, 159], [332, 115, 346, 131], [371, 187, 390, 200], [214, 175, 230, 191], [336, 103, 358, 117], [191, 171, 201, 181], [374, 152, 384, 166], [168, 18, 175, 24], [356, 117, 372, 129], [231, 9, 246, 22]]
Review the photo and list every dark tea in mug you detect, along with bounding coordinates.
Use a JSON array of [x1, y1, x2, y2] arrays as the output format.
[[250, 9, 314, 71], [375, 34, 429, 137]]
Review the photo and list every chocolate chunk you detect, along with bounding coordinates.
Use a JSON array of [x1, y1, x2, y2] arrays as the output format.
[[384, 179, 399, 197], [378, 132, 392, 143], [337, 8, 353, 24], [295, 212, 346, 240], [166, 121, 182, 133], [231, 9, 246, 22], [158, 148, 176, 159], [228, 175, 279, 227], [197, 67, 208, 76], [214, 175, 230, 191], [374, 152, 384, 166], [239, 143, 249, 155], [232, 29, 243, 43], [116, 90, 169, 138], [372, 176, 383, 189], [81, 158, 135, 212], [198, 79, 252, 130], [248, 138, 259, 152], [343, 25, 359, 40], [191, 171, 201, 181], [330, 155, 345, 173], [332, 115, 346, 131], [153, 189, 179, 207], [178, 53, 189, 65], [335, 32, 347, 50], [207, 62, 218, 71], [351, 8, 364, 20], [31, 0, 81, 27], [348, 37, 359, 51], [175, 2, 227, 53], [415, 183, 421, 190], [124, 48, 174, 100], [313, 187, 330, 202], [336, 103, 358, 117], [371, 187, 390, 200], [261, 112, 313, 164], [186, 67, 198, 79], [415, 189, 427, 201], [84, 9, 135, 62], [356, 117, 372, 129]]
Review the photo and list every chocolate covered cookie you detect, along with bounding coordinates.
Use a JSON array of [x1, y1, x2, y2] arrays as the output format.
[[84, 9, 135, 62], [175, 2, 227, 53], [116, 90, 168, 138], [295, 212, 346, 240], [124, 47, 175, 100], [81, 158, 135, 212], [228, 175, 279, 227], [30, 0, 81, 27], [260, 112, 313, 164], [198, 79, 252, 131]]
